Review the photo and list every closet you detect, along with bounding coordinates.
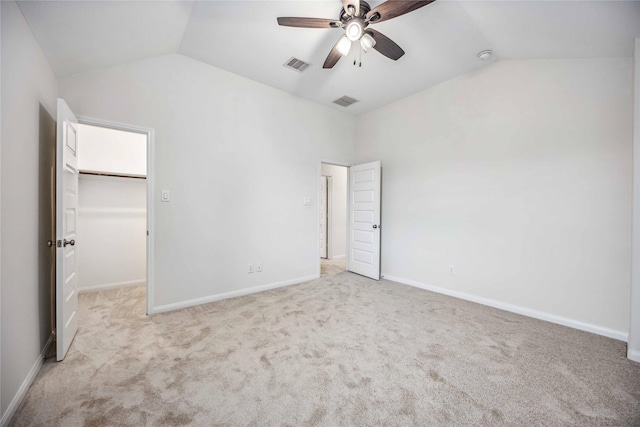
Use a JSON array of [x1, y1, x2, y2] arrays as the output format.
[[77, 124, 147, 292]]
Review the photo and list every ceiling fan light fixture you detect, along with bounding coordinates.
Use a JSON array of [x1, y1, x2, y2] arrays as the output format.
[[345, 19, 364, 41], [336, 35, 352, 56], [360, 33, 376, 52]]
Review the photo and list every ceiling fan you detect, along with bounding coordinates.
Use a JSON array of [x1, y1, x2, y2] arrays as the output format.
[[277, 0, 435, 69]]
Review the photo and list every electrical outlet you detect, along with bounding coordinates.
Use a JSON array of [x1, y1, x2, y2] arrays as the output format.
[[161, 190, 170, 202], [256, 264, 262, 272], [448, 265, 455, 275], [248, 264, 254, 273]]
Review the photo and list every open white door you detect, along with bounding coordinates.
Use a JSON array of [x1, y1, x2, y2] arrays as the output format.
[[348, 161, 381, 280], [320, 175, 328, 259], [56, 99, 79, 361]]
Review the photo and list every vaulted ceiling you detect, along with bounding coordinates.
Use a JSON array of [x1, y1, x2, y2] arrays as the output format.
[[17, 0, 640, 115]]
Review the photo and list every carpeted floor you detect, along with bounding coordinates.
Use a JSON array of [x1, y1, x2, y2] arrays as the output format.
[[320, 257, 346, 278], [10, 260, 640, 426]]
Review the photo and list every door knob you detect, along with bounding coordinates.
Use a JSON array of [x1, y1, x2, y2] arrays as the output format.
[[63, 239, 75, 247], [47, 240, 54, 247], [372, 224, 379, 229]]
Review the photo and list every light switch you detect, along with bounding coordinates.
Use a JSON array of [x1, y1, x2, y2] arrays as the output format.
[[161, 190, 170, 202], [303, 196, 311, 206]]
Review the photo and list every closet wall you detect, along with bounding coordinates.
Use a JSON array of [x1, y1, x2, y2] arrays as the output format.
[[77, 124, 147, 292]]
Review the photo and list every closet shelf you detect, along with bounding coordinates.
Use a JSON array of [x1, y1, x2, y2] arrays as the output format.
[[79, 170, 146, 180]]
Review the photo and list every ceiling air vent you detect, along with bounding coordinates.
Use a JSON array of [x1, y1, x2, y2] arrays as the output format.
[[284, 57, 311, 72], [333, 96, 359, 107]]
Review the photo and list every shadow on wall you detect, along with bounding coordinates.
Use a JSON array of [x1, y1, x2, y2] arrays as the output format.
[[38, 104, 56, 352]]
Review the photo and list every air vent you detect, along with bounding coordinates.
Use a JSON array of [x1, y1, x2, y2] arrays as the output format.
[[284, 57, 311, 72], [333, 96, 359, 107]]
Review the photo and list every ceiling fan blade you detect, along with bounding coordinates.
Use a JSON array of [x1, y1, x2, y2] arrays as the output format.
[[342, 0, 359, 17], [366, 0, 435, 24], [323, 39, 345, 69], [277, 17, 342, 29], [365, 29, 405, 60]]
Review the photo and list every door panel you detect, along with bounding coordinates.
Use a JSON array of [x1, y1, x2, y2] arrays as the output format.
[[56, 98, 79, 361], [320, 175, 328, 259], [348, 161, 381, 280]]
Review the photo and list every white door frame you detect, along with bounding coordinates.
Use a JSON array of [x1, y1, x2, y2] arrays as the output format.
[[320, 175, 330, 259], [326, 175, 333, 260], [77, 116, 155, 315], [318, 160, 351, 276]]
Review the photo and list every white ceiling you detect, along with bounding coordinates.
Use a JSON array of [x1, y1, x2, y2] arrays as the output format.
[[17, 0, 640, 115]]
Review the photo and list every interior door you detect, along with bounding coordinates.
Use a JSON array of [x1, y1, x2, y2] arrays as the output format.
[[348, 161, 381, 280], [320, 175, 328, 259], [56, 98, 79, 361]]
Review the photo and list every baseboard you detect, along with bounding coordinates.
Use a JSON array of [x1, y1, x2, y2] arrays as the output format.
[[331, 254, 346, 260], [628, 349, 640, 363], [78, 279, 145, 294], [1, 334, 53, 427], [150, 274, 320, 315], [383, 274, 628, 342]]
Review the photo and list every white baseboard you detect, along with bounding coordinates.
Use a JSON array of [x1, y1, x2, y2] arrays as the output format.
[[383, 274, 628, 342], [150, 274, 320, 315], [1, 334, 53, 427], [78, 279, 145, 294], [331, 254, 346, 260], [628, 349, 640, 363]]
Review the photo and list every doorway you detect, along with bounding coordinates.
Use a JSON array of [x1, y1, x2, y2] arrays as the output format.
[[75, 123, 148, 302], [53, 98, 154, 361], [320, 163, 348, 277]]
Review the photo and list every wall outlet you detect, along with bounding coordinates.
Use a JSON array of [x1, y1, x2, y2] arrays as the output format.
[[161, 190, 170, 202], [448, 265, 455, 275], [256, 264, 262, 272], [248, 264, 254, 273]]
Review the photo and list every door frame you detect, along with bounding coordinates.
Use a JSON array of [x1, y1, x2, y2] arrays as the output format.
[[77, 116, 155, 315], [326, 175, 333, 260], [320, 175, 329, 259], [318, 160, 351, 277]]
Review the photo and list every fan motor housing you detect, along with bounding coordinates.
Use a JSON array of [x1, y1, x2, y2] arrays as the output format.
[[340, 1, 372, 21]]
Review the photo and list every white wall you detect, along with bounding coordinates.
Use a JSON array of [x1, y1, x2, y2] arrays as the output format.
[[1, 0, 58, 423], [59, 54, 355, 312], [630, 39, 640, 362], [78, 124, 147, 176], [78, 175, 146, 292], [356, 58, 633, 338], [321, 163, 347, 259]]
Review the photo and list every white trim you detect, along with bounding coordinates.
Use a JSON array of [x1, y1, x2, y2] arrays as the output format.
[[76, 116, 155, 316], [0, 335, 53, 427], [78, 279, 146, 294], [150, 274, 319, 315], [0, 3, 3, 409], [629, 38, 640, 362], [628, 349, 640, 363], [320, 174, 329, 259], [331, 254, 346, 260], [326, 175, 333, 260], [384, 274, 628, 342]]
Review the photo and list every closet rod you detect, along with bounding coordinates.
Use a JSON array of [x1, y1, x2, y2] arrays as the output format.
[[79, 170, 146, 180]]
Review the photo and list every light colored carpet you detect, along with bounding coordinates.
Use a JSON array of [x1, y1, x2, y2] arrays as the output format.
[[320, 257, 346, 278], [10, 262, 640, 426]]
